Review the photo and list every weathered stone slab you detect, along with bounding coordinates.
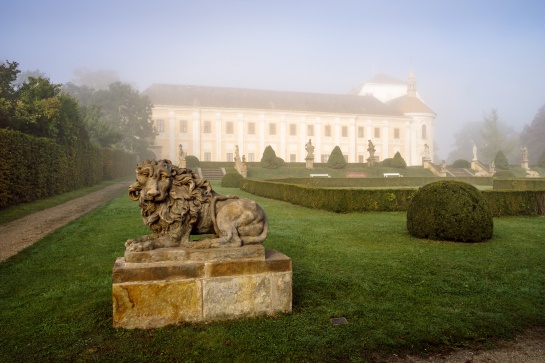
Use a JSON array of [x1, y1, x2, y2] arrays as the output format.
[[113, 279, 202, 329], [124, 244, 265, 263], [112, 248, 292, 328]]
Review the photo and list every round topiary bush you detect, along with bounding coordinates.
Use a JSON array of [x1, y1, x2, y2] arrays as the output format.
[[452, 159, 470, 168], [406, 180, 493, 242], [221, 172, 244, 188], [186, 155, 200, 168]]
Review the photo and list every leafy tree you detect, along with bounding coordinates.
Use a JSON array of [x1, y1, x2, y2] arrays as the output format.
[[447, 110, 518, 164], [446, 122, 482, 162], [71, 68, 120, 90], [538, 149, 545, 168], [10, 76, 86, 146], [327, 146, 346, 169], [391, 151, 407, 168], [494, 150, 510, 170], [260, 145, 284, 169], [65, 82, 154, 156], [480, 109, 518, 163], [0, 60, 20, 128], [520, 103, 545, 164]]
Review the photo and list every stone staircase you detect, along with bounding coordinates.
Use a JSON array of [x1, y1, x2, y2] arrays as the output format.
[[199, 168, 225, 180], [446, 168, 474, 177]]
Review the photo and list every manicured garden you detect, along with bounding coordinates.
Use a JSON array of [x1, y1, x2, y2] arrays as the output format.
[[0, 183, 544, 362]]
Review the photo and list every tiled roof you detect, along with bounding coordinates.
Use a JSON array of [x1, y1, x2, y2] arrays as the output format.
[[386, 94, 436, 115], [143, 84, 402, 116]]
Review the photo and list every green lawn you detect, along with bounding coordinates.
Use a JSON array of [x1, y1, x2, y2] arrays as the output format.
[[0, 183, 544, 362]]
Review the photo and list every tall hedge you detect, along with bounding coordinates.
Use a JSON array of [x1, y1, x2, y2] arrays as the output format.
[[0, 129, 135, 209]]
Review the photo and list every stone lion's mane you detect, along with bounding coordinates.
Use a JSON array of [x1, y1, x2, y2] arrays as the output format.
[[128, 160, 213, 236]]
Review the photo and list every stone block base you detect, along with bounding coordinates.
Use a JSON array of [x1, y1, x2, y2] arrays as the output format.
[[112, 246, 292, 329]]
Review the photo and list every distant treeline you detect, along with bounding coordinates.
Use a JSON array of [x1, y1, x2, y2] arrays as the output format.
[[0, 129, 135, 209]]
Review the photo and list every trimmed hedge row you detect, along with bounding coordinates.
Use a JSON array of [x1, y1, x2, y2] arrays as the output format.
[[493, 178, 545, 191], [241, 179, 545, 216], [0, 129, 135, 209], [273, 176, 493, 188]]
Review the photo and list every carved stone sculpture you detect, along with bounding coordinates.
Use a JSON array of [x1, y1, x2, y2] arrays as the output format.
[[125, 159, 268, 251]]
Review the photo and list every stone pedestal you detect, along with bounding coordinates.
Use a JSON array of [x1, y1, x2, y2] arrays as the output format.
[[306, 157, 314, 169], [112, 245, 292, 329], [521, 161, 529, 170]]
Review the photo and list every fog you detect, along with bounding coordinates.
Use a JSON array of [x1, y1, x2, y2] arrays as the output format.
[[2, 0, 545, 160]]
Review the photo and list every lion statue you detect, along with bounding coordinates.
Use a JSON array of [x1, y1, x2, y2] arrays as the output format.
[[125, 159, 268, 252]]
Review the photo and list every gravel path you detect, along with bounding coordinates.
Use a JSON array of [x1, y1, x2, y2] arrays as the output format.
[[0, 181, 543, 361], [0, 182, 130, 262]]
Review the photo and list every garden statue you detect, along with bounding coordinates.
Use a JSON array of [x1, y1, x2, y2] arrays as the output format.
[[521, 145, 529, 162], [472, 143, 478, 160], [521, 145, 529, 170], [367, 140, 375, 158], [305, 139, 314, 159], [125, 159, 268, 252], [178, 144, 186, 168]]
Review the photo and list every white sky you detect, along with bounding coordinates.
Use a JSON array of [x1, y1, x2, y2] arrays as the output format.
[[2, 0, 545, 159]]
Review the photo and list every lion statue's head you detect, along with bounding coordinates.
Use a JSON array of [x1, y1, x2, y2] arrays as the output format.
[[128, 159, 213, 235]]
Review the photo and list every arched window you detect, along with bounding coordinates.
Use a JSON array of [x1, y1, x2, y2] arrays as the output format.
[[421, 124, 427, 139]]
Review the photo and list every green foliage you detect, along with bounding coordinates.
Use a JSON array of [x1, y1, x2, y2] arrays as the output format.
[[64, 81, 155, 156], [538, 149, 545, 168], [452, 159, 470, 168], [221, 172, 244, 188], [406, 181, 494, 242], [520, 103, 545, 164], [391, 151, 407, 168], [260, 145, 285, 169], [0, 129, 134, 209], [493, 170, 515, 178], [494, 150, 510, 170], [185, 155, 200, 168], [326, 145, 347, 169], [0, 60, 20, 128], [480, 109, 517, 162]]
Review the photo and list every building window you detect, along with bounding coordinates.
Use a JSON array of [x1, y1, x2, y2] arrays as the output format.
[[325, 125, 331, 137], [290, 154, 296, 162], [203, 121, 211, 133], [248, 153, 255, 162], [226, 153, 233, 162], [342, 126, 348, 137], [358, 126, 364, 138], [226, 121, 234, 134], [204, 152, 211, 161], [321, 154, 329, 163], [269, 123, 276, 135], [422, 124, 427, 139], [308, 125, 314, 136], [248, 122, 255, 135], [358, 155, 364, 163], [179, 120, 187, 133], [156, 119, 164, 133], [290, 124, 296, 136], [374, 127, 380, 138], [394, 128, 400, 139]]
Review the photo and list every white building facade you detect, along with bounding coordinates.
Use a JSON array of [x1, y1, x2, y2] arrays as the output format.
[[144, 71, 435, 166]]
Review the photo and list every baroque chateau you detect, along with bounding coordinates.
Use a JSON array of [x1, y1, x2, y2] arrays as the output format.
[[143, 70, 436, 166]]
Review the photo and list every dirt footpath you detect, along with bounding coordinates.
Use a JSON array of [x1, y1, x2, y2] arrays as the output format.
[[0, 181, 544, 361], [0, 182, 130, 262]]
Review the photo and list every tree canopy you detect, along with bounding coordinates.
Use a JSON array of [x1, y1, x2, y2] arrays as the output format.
[[0, 60, 86, 146], [520, 103, 545, 164], [327, 146, 347, 169], [64, 82, 154, 155], [447, 110, 518, 163]]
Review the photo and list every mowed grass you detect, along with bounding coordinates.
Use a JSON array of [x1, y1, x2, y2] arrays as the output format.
[[0, 183, 544, 362]]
